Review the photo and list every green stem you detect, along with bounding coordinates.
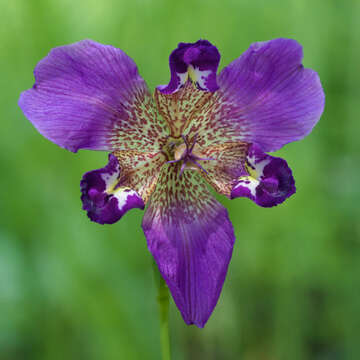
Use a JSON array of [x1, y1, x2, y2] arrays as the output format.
[[153, 261, 171, 360]]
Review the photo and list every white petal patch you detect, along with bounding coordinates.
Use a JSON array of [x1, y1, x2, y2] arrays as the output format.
[[100, 162, 142, 211], [188, 65, 212, 90], [113, 188, 140, 211], [174, 71, 189, 92], [101, 162, 120, 191], [157, 71, 188, 93], [233, 153, 271, 197], [246, 155, 271, 180], [233, 176, 259, 197]]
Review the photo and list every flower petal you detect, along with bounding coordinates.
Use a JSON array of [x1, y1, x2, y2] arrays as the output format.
[[142, 164, 235, 327], [19, 39, 167, 153], [199, 142, 249, 197], [81, 154, 144, 224], [154, 82, 213, 138], [231, 144, 295, 207], [158, 40, 220, 94], [113, 150, 167, 203], [216, 38, 325, 151]]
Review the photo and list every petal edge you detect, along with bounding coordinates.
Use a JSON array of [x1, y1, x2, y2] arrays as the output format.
[[231, 144, 296, 207], [158, 40, 220, 95], [217, 38, 325, 151], [81, 154, 144, 224], [142, 164, 235, 327], [19, 39, 166, 153]]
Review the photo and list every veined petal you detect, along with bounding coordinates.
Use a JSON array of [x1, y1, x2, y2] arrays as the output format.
[[231, 144, 295, 207], [19, 39, 167, 153], [142, 164, 235, 328], [81, 154, 144, 224], [199, 142, 249, 197], [217, 38, 325, 151], [113, 150, 167, 203], [177, 85, 238, 148], [154, 82, 213, 138], [158, 40, 220, 94]]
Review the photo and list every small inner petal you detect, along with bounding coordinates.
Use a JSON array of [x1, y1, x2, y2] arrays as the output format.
[[158, 39, 220, 94], [231, 144, 296, 207], [80, 154, 145, 224], [183, 47, 201, 64], [261, 177, 279, 193]]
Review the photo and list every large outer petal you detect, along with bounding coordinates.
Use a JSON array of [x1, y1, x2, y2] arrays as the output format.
[[142, 164, 235, 327], [216, 38, 324, 151], [19, 40, 167, 152], [231, 144, 296, 207], [185, 38, 324, 151]]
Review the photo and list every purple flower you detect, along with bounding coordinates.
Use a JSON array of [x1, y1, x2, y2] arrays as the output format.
[[19, 38, 324, 327]]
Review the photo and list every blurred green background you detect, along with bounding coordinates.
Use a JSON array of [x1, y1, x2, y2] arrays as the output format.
[[1, 0, 359, 359]]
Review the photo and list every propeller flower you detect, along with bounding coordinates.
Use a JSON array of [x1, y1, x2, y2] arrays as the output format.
[[19, 38, 324, 327]]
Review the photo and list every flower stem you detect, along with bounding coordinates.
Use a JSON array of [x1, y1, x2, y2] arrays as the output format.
[[153, 261, 171, 360]]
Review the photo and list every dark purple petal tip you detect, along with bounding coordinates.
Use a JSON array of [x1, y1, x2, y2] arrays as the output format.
[[231, 144, 296, 207], [80, 154, 144, 224], [158, 39, 220, 94]]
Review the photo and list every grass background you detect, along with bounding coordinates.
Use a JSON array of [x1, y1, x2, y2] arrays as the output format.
[[1, 0, 359, 359]]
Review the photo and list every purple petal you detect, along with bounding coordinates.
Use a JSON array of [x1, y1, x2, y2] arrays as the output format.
[[142, 164, 235, 327], [218, 38, 325, 151], [231, 144, 295, 207], [19, 40, 165, 153], [158, 40, 220, 94], [81, 154, 144, 224]]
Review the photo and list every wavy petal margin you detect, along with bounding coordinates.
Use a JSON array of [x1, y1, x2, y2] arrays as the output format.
[[231, 144, 295, 207], [158, 40, 220, 94], [81, 154, 144, 224], [142, 164, 235, 327], [19, 39, 167, 153], [217, 38, 325, 151]]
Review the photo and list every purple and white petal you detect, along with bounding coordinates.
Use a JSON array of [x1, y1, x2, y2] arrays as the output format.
[[81, 154, 144, 224], [231, 144, 295, 207], [216, 38, 324, 151], [142, 164, 235, 328], [158, 40, 220, 94], [19, 40, 166, 153]]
